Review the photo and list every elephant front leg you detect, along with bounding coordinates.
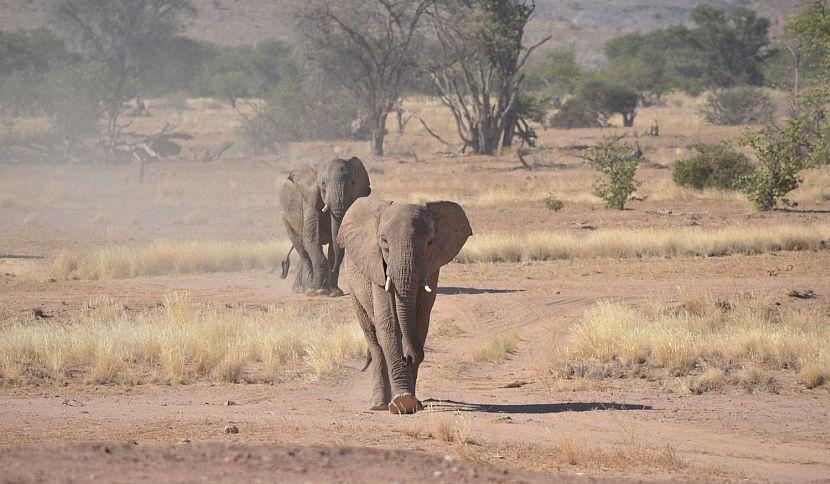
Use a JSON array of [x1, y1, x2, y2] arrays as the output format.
[[410, 270, 439, 392], [302, 206, 330, 294], [327, 243, 344, 297], [372, 285, 418, 415]]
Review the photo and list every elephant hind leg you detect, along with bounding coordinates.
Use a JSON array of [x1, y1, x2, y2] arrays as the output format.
[[283, 220, 310, 293]]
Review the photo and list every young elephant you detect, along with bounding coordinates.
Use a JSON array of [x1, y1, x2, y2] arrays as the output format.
[[279, 157, 371, 296], [337, 198, 472, 414]]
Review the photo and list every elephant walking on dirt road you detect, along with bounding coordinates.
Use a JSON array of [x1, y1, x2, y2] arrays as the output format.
[[337, 198, 472, 414], [279, 157, 371, 296]]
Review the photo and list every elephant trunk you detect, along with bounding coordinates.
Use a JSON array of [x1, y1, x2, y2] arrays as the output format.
[[329, 214, 343, 272], [392, 267, 424, 369]]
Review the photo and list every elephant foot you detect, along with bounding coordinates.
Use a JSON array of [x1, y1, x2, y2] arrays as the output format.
[[388, 393, 420, 415], [368, 401, 388, 411], [328, 287, 344, 297]]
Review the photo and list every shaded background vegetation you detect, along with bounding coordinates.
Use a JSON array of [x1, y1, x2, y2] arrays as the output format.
[[0, 0, 827, 210]]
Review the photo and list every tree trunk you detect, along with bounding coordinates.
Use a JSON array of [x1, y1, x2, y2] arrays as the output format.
[[371, 112, 387, 156], [502, 112, 517, 148]]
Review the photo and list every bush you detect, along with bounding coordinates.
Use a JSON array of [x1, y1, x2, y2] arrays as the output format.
[[701, 87, 774, 126], [550, 78, 639, 128], [672, 143, 755, 190], [549, 96, 600, 128], [584, 138, 642, 210], [237, 78, 359, 154], [544, 195, 564, 211], [739, 118, 812, 211]]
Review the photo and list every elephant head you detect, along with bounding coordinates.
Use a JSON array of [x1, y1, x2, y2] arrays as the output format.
[[338, 198, 472, 370], [289, 157, 371, 219]]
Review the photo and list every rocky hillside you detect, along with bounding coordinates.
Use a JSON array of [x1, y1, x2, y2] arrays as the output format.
[[0, 0, 805, 64]]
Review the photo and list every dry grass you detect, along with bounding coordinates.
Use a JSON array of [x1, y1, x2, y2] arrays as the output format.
[[433, 414, 474, 445], [471, 333, 519, 363], [0, 291, 364, 385], [550, 296, 830, 391], [797, 362, 826, 389], [50, 240, 290, 279], [433, 322, 466, 338], [550, 437, 685, 471], [458, 223, 830, 263]]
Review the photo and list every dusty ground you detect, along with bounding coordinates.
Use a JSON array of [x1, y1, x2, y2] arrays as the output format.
[[1, 97, 829, 482]]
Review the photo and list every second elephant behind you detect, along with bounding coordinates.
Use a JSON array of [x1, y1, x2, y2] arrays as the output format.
[[279, 157, 371, 296]]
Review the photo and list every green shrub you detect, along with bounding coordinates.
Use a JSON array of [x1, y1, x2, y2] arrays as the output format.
[[544, 195, 564, 211], [701, 87, 774, 126], [550, 78, 639, 129], [672, 143, 755, 190], [236, 78, 359, 154], [584, 138, 642, 210], [739, 118, 812, 211], [549, 96, 600, 128]]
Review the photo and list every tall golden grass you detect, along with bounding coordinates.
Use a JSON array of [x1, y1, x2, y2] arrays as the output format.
[[550, 296, 829, 389], [51, 240, 290, 279], [0, 291, 364, 385], [458, 223, 830, 263]]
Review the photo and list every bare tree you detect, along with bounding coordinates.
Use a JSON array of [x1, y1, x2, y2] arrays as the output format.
[[50, 0, 194, 159], [285, 0, 433, 156], [425, 0, 549, 155]]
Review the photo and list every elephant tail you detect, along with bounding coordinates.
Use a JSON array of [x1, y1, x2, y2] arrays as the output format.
[[360, 348, 372, 371], [280, 245, 294, 279]]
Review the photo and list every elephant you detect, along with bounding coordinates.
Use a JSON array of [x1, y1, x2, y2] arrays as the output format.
[[337, 197, 472, 414], [279, 157, 371, 296]]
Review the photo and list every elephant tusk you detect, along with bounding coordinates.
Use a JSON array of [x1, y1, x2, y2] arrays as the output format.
[[321, 204, 329, 213], [424, 284, 432, 293], [385, 276, 392, 292]]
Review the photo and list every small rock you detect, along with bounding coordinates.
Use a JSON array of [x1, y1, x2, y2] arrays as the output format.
[[224, 425, 239, 435], [433, 471, 443, 477], [225, 400, 236, 406], [32, 307, 52, 319], [181, 438, 191, 444], [579, 224, 597, 230], [788, 289, 817, 299]]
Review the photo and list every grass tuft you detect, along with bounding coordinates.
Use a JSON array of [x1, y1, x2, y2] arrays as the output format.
[[50, 240, 290, 280], [549, 296, 829, 391], [471, 333, 519, 363], [0, 292, 364, 385], [457, 223, 830, 263]]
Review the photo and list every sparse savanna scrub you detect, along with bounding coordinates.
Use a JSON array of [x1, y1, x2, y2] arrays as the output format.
[[548, 296, 829, 392], [51, 240, 290, 280], [471, 333, 520, 363], [0, 291, 364, 385], [457, 223, 830, 263]]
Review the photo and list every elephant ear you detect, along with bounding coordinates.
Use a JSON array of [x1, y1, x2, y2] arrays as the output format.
[[426, 201, 472, 274], [337, 197, 390, 287], [287, 164, 321, 209], [347, 156, 371, 197]]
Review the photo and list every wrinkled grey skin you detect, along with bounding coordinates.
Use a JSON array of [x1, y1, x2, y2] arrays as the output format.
[[337, 198, 472, 414], [279, 157, 371, 296]]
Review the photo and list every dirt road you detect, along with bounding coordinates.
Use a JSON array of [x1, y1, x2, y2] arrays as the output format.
[[2, 250, 829, 481]]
